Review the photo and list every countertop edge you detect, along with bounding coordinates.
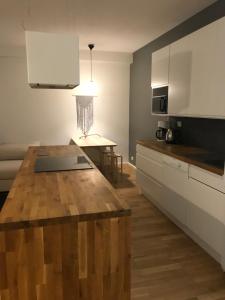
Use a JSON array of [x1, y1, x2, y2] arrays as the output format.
[[0, 208, 131, 231], [137, 140, 224, 176]]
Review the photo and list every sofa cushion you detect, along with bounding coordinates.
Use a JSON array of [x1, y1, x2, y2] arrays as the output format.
[[0, 142, 40, 160], [0, 179, 12, 192], [0, 160, 22, 180]]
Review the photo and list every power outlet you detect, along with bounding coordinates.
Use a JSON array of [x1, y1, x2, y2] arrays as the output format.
[[177, 121, 182, 128], [130, 156, 134, 161]]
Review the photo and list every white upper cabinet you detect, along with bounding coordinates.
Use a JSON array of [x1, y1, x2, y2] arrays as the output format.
[[168, 16, 225, 117], [168, 34, 193, 115], [151, 45, 170, 88]]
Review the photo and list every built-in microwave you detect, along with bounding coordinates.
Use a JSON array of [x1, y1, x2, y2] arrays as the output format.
[[152, 86, 168, 114]]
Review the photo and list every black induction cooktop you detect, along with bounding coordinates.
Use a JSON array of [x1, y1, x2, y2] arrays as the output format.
[[34, 155, 93, 173]]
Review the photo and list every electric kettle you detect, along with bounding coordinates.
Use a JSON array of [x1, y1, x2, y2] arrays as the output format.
[[165, 128, 175, 144]]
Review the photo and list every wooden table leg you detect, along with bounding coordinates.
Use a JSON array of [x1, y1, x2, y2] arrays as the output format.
[[109, 146, 115, 180], [99, 146, 105, 172]]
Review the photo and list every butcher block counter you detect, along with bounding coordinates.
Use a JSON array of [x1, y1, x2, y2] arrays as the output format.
[[0, 145, 131, 300], [137, 140, 224, 176]]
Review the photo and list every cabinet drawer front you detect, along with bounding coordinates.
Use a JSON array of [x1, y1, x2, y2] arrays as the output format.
[[187, 178, 225, 225], [137, 169, 187, 225], [187, 203, 224, 255], [162, 186, 187, 225], [162, 156, 189, 197], [137, 170, 163, 205], [189, 165, 225, 193], [163, 155, 188, 172], [136, 153, 162, 183], [136, 144, 163, 163]]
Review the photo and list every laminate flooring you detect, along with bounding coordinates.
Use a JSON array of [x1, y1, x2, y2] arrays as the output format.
[[114, 164, 225, 300]]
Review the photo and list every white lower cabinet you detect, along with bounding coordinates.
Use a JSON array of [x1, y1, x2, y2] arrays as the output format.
[[136, 144, 163, 185], [186, 177, 225, 263], [162, 187, 187, 225], [189, 164, 225, 194], [187, 201, 224, 258], [162, 155, 189, 198], [136, 144, 225, 269], [137, 169, 187, 225], [136, 169, 163, 207], [136, 153, 162, 183], [187, 177, 225, 225]]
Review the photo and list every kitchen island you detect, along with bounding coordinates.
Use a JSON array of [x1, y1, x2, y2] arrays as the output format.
[[0, 145, 131, 300]]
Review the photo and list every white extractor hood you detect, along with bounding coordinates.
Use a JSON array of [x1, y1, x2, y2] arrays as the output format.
[[25, 31, 80, 89]]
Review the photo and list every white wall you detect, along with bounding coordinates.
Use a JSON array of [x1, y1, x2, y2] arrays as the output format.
[[0, 48, 132, 160]]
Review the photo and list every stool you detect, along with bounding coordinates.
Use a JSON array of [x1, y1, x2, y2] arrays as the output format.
[[107, 152, 123, 181], [100, 148, 111, 175]]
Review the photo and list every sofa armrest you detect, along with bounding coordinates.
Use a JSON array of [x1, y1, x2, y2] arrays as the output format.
[[0, 142, 40, 160]]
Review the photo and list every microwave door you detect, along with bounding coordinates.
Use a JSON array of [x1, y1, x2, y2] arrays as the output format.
[[160, 97, 167, 113], [152, 96, 167, 114], [152, 86, 168, 114], [160, 98, 165, 112]]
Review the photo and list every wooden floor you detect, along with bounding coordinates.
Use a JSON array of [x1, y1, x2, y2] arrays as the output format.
[[114, 164, 225, 300]]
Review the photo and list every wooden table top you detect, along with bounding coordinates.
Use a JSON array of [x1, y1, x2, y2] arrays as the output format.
[[73, 135, 117, 148], [137, 140, 224, 176], [0, 145, 130, 231]]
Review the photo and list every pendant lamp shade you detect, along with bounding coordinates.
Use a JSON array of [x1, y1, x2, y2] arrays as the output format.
[[74, 43, 98, 97]]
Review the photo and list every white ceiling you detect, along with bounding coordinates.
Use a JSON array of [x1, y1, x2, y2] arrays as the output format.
[[0, 0, 216, 53]]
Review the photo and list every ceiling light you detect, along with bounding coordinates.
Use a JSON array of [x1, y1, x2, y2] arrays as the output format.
[[74, 43, 98, 97]]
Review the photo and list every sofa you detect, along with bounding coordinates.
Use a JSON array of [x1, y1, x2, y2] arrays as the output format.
[[0, 142, 40, 192]]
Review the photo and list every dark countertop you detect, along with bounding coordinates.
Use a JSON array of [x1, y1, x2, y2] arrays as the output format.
[[137, 140, 224, 176], [0, 145, 130, 231]]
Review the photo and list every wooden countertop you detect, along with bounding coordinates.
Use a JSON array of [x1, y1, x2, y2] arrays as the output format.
[[0, 145, 130, 231], [137, 140, 224, 176], [73, 135, 117, 148]]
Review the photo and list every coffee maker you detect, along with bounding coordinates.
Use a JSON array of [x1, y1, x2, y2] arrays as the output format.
[[155, 120, 169, 141]]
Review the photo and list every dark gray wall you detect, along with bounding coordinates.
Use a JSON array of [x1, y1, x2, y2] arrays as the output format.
[[171, 117, 225, 155], [129, 0, 225, 164]]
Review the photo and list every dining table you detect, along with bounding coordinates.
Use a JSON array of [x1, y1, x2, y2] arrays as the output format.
[[71, 134, 118, 172]]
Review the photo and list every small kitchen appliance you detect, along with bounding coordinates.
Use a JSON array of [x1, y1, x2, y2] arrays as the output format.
[[165, 128, 175, 143], [165, 128, 180, 144], [152, 86, 168, 114], [156, 120, 169, 141]]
